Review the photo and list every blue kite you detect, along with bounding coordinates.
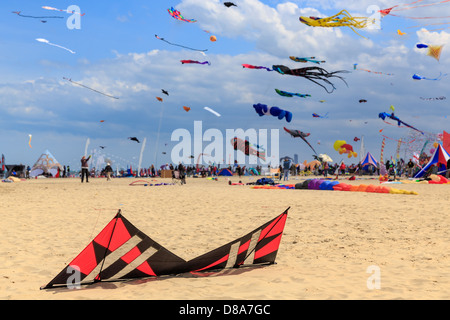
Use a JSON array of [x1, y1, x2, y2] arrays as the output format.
[[253, 103, 292, 122]]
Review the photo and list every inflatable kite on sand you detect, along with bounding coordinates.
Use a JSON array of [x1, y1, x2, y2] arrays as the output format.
[[41, 208, 288, 289], [251, 179, 418, 195]]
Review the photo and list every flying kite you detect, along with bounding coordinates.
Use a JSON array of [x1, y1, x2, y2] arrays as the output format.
[[183, 106, 191, 112], [312, 112, 328, 118], [224, 2, 237, 7], [231, 137, 266, 161], [353, 63, 394, 76], [416, 43, 444, 61], [420, 96, 446, 100], [162, 89, 169, 96], [379, 1, 450, 20], [242, 64, 273, 71], [333, 140, 358, 158], [283, 127, 317, 155], [128, 137, 140, 143], [12, 11, 63, 20], [41, 208, 288, 289], [42, 6, 85, 16], [397, 29, 407, 35], [156, 97, 163, 102], [204, 107, 221, 117], [299, 10, 374, 37], [378, 112, 424, 134], [155, 35, 207, 53], [210, 35, 217, 42], [412, 72, 446, 81], [181, 60, 211, 65], [36, 38, 75, 54], [275, 89, 311, 98], [167, 7, 196, 23], [63, 77, 119, 99], [289, 56, 325, 64], [253, 103, 292, 123], [28, 134, 32, 148], [359, 99, 367, 103], [354, 137, 360, 142], [272, 65, 348, 93]]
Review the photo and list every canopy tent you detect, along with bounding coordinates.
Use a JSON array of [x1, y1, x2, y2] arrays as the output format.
[[30, 150, 63, 177], [218, 168, 233, 176], [360, 152, 378, 167], [414, 144, 450, 178]]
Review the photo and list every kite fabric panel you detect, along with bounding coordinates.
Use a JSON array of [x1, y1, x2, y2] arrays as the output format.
[[41, 208, 288, 289]]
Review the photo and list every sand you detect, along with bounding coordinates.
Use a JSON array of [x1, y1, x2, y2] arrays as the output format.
[[0, 174, 449, 300]]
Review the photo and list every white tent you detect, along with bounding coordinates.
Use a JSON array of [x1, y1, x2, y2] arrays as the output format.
[[30, 150, 63, 177]]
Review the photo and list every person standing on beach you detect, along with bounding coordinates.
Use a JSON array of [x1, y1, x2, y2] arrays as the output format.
[[104, 162, 113, 181], [81, 155, 91, 183]]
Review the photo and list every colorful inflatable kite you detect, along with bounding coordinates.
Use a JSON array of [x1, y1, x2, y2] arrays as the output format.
[[353, 63, 394, 76], [312, 112, 328, 118], [181, 60, 211, 65], [41, 208, 288, 289], [378, 112, 424, 134], [242, 64, 272, 71], [253, 103, 292, 123], [252, 179, 418, 195], [412, 72, 446, 81], [275, 89, 311, 98], [299, 10, 373, 37], [333, 140, 358, 158], [42, 6, 85, 16], [167, 7, 196, 23], [231, 137, 266, 160], [272, 65, 348, 93], [416, 43, 444, 61], [380, 1, 450, 21], [289, 56, 325, 64], [183, 106, 191, 112], [283, 127, 317, 155]]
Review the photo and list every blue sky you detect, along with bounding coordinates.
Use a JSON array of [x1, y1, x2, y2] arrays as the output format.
[[0, 0, 449, 170]]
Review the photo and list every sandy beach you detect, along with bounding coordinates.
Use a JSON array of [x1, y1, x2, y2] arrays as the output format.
[[0, 175, 449, 300]]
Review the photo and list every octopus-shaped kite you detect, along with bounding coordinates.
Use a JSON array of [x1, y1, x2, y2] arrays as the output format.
[[299, 10, 374, 37], [272, 65, 348, 93]]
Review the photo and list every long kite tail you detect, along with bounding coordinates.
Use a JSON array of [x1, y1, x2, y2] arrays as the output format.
[[155, 34, 207, 52], [63, 77, 119, 99]]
